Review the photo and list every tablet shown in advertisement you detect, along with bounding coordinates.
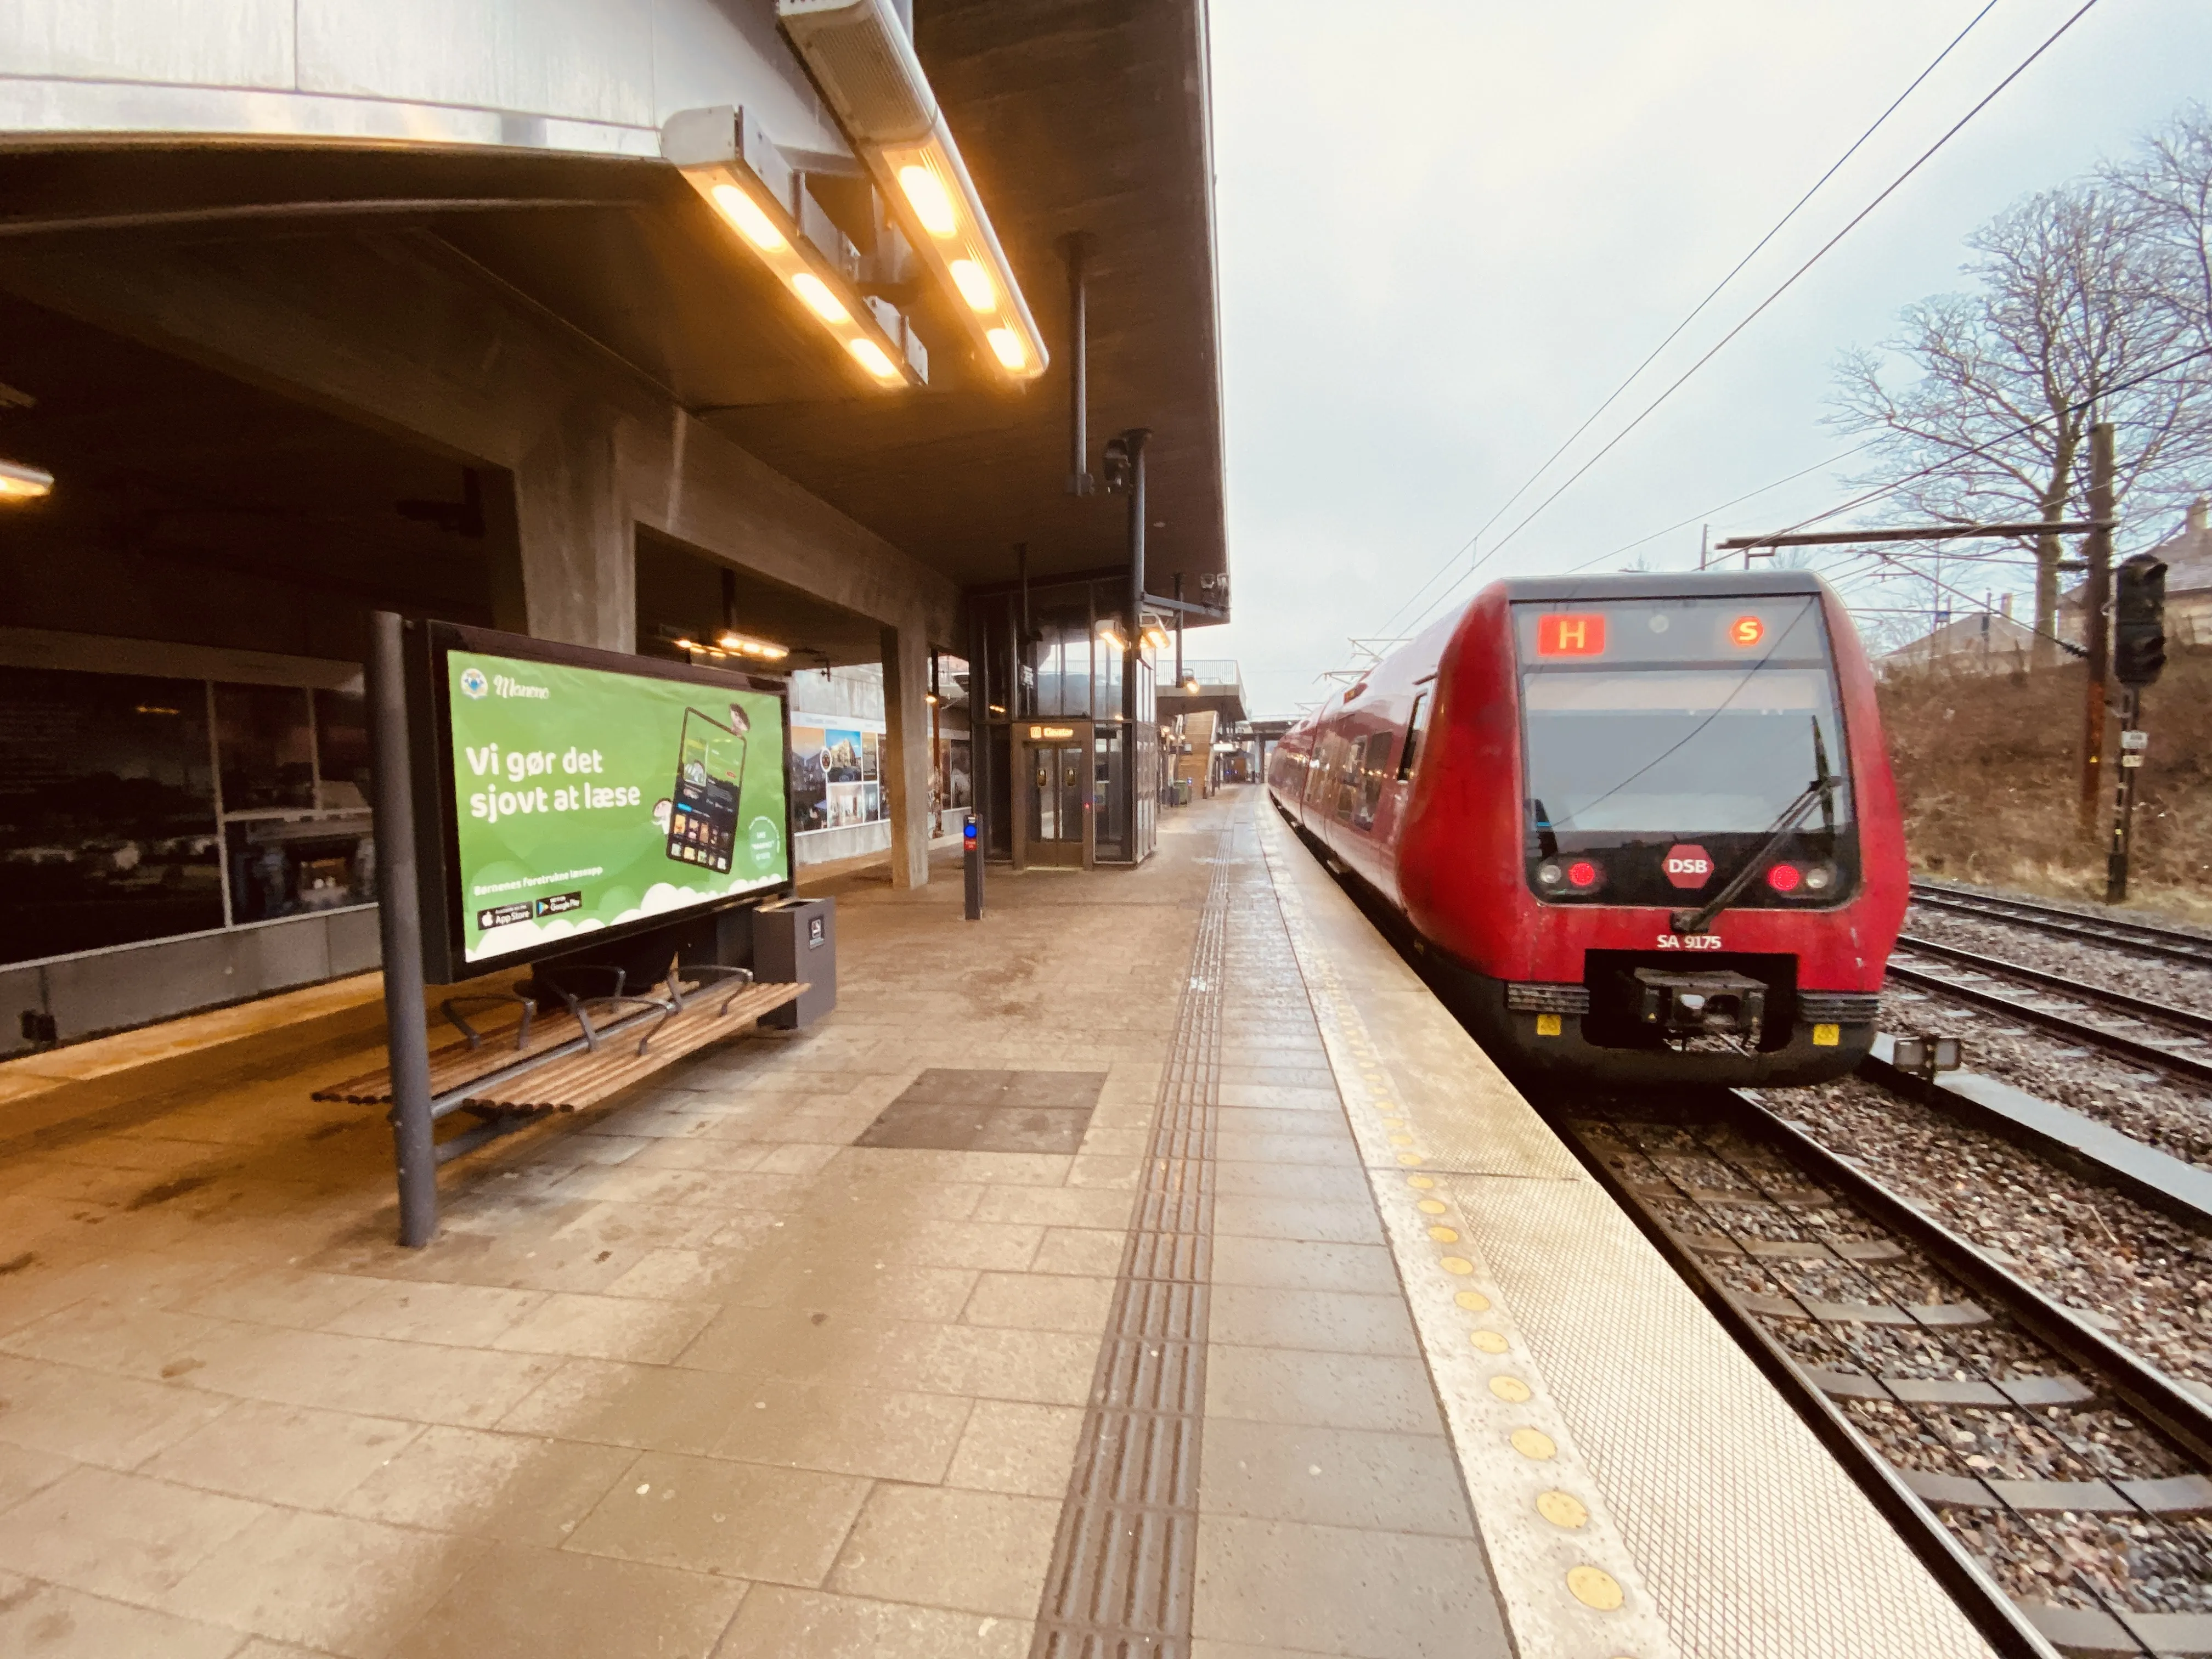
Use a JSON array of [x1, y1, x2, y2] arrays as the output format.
[[444, 648, 787, 969]]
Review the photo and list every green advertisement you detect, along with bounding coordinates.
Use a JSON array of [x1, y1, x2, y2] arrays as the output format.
[[446, 650, 788, 967]]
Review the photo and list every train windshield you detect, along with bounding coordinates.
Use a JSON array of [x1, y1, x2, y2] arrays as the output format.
[[1513, 595, 1853, 839]]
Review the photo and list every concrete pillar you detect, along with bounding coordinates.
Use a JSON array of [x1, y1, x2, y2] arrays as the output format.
[[881, 621, 934, 889], [512, 402, 633, 652]]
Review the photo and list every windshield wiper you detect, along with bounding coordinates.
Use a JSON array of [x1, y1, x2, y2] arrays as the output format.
[[1671, 718, 1836, 936]]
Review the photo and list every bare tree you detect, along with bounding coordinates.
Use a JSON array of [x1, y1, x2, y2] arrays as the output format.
[[1830, 179, 2212, 664], [2109, 104, 2212, 350]]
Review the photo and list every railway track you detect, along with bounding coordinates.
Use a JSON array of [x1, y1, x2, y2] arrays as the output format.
[[1910, 881, 2212, 972], [1559, 1087, 2212, 1658], [1887, 935, 2212, 1092]]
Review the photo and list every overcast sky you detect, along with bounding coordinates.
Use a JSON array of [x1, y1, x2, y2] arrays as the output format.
[[1197, 0, 2212, 719]]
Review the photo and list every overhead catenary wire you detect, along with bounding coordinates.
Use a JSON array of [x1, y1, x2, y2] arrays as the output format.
[[1364, 2, 2007, 645], [1384, 0, 2107, 649]]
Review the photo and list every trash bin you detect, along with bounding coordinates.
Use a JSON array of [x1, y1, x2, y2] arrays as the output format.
[[751, 897, 836, 1029]]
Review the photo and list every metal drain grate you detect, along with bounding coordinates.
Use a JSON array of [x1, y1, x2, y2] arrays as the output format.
[[1029, 825, 1235, 1659]]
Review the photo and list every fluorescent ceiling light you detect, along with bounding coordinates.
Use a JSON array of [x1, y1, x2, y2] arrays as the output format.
[[716, 630, 792, 661], [779, 0, 1048, 383], [663, 105, 924, 391], [0, 459, 52, 500], [709, 183, 786, 251], [948, 258, 994, 312], [791, 272, 849, 324]]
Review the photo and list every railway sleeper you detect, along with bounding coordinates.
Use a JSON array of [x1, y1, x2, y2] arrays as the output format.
[[2016, 1601, 2212, 1659], [1808, 1367, 2095, 1408], [1678, 1229, 1902, 1261], [1738, 1291, 1989, 1325], [1897, 1466, 2212, 1517]]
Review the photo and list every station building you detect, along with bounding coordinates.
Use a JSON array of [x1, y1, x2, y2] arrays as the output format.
[[0, 0, 1226, 1052]]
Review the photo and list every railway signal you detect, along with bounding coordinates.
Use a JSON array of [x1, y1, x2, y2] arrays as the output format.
[[2105, 554, 2165, 902], [2112, 554, 2166, 687]]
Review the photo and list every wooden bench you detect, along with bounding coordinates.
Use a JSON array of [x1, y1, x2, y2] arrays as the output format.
[[317, 963, 804, 1160]]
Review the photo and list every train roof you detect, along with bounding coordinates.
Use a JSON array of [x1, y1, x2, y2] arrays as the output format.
[[1499, 570, 1827, 602]]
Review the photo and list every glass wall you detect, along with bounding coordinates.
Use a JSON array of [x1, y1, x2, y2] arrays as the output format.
[[0, 663, 374, 968], [969, 577, 1161, 867]]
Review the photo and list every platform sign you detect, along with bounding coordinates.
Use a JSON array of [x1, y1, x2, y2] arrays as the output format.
[[413, 624, 792, 978]]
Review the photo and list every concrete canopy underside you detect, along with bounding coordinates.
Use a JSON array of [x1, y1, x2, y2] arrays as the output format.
[[0, 0, 1226, 610]]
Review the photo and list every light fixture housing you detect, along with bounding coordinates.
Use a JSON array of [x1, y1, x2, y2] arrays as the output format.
[[0, 459, 53, 501], [662, 105, 927, 390], [715, 630, 792, 662], [777, 0, 1048, 383]]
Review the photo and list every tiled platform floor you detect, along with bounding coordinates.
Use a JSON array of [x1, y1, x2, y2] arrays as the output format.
[[0, 788, 1991, 1659], [0, 791, 1502, 1658]]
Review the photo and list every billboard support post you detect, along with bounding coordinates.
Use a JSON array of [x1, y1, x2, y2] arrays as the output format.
[[369, 610, 439, 1247]]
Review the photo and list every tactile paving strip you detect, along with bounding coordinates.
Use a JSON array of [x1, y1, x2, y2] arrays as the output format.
[[1029, 822, 1233, 1659]]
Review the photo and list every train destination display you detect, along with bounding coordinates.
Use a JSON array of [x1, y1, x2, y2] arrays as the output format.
[[444, 649, 789, 968]]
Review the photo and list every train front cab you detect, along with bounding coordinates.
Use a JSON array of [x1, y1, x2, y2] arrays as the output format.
[[1399, 572, 1908, 1090]]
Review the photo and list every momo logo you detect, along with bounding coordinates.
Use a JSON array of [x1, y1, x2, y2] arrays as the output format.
[[459, 667, 489, 700], [1663, 843, 1713, 889]]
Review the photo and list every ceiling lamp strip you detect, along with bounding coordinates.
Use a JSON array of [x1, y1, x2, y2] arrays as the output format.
[[778, 0, 1049, 383], [0, 458, 54, 501], [662, 105, 927, 391]]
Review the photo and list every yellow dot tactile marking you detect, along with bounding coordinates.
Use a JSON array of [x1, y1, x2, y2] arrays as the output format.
[[1537, 1489, 1590, 1529], [1511, 1427, 1556, 1460], [1470, 1329, 1509, 1354], [1405, 1175, 1435, 1189], [1490, 1375, 1532, 1403], [1567, 1565, 1624, 1611], [1398, 1153, 1424, 1166], [1417, 1198, 1448, 1215], [1440, 1256, 1474, 1276], [1427, 1226, 1460, 1243], [1390, 1134, 1414, 1147], [1454, 1290, 1491, 1312]]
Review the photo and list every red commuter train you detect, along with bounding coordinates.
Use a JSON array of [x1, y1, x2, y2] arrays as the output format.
[[1268, 571, 1908, 1086]]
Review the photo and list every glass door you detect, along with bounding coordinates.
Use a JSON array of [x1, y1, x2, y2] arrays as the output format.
[[1018, 727, 1092, 867]]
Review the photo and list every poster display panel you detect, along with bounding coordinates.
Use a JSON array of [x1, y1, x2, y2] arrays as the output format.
[[788, 716, 888, 836], [437, 642, 789, 971]]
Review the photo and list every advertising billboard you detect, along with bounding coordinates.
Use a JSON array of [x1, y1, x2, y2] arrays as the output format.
[[416, 626, 790, 978]]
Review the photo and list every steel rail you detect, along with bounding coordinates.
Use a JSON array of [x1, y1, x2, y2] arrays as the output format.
[[1884, 959, 2212, 1090], [1909, 882, 2212, 969], [1893, 933, 2212, 1042]]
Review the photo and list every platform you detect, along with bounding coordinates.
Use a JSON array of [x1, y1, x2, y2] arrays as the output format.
[[0, 789, 1991, 1658]]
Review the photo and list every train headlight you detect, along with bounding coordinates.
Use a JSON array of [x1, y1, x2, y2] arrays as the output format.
[[1802, 864, 1836, 894], [1536, 861, 1564, 888], [1765, 864, 1802, 894]]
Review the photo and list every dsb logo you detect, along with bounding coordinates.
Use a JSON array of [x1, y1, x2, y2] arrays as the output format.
[[1663, 844, 1712, 889]]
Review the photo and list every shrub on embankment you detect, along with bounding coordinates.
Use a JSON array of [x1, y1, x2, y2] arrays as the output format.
[[1876, 646, 2212, 922]]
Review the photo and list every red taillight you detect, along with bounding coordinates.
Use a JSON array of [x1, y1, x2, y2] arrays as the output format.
[[1766, 864, 1802, 893], [1566, 859, 1599, 888]]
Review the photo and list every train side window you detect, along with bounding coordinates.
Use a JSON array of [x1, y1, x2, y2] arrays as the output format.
[[1301, 738, 1325, 804], [1333, 737, 1361, 821], [1353, 731, 1390, 830], [1398, 693, 1427, 781]]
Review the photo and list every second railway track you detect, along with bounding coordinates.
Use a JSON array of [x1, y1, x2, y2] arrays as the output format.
[[1910, 882, 2212, 973], [1887, 934, 2212, 1091], [1556, 1087, 2212, 1658]]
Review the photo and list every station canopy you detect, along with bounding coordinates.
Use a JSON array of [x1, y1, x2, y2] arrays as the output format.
[[0, 0, 1225, 610]]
